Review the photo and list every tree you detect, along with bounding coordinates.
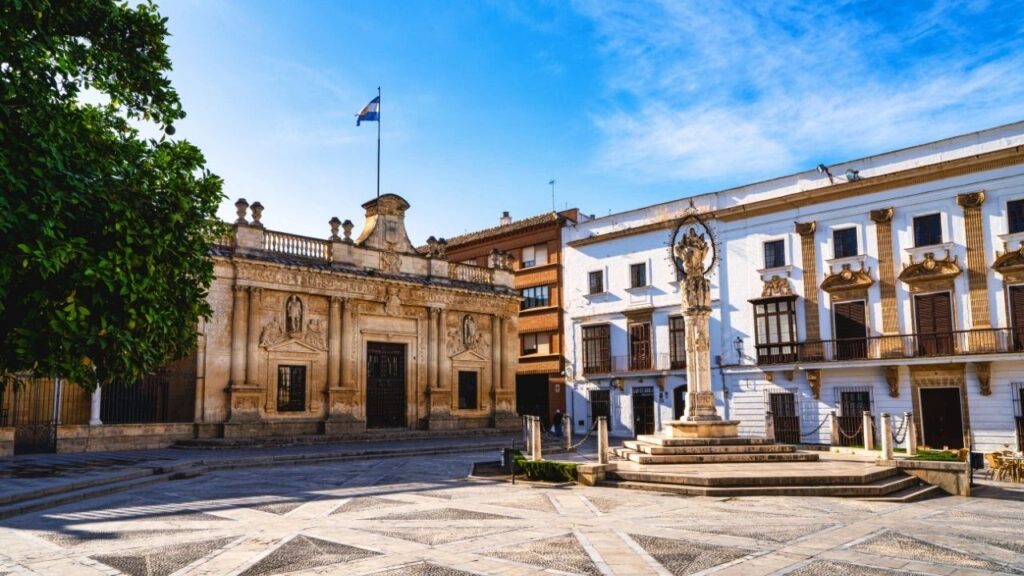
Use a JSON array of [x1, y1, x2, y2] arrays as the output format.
[[0, 0, 224, 391]]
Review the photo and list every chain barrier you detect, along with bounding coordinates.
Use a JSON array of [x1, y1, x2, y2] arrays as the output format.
[[799, 413, 832, 438], [565, 418, 601, 451], [890, 416, 908, 445], [838, 420, 865, 440]]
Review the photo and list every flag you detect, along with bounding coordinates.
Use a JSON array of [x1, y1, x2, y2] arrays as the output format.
[[356, 96, 380, 126]]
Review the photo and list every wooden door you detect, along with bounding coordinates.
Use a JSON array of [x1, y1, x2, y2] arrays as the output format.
[[1011, 286, 1024, 351], [833, 301, 867, 360], [838, 391, 870, 447], [366, 342, 407, 429], [915, 292, 953, 356], [920, 387, 964, 449], [631, 386, 655, 436], [629, 323, 652, 370], [672, 385, 687, 420], [769, 392, 800, 444]]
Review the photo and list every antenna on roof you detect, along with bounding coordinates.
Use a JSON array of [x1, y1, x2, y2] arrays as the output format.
[[548, 179, 556, 212]]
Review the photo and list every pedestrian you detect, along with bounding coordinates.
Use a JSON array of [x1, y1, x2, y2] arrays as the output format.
[[553, 409, 563, 438]]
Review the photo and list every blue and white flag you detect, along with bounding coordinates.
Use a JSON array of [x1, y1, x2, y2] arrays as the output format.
[[356, 96, 380, 126]]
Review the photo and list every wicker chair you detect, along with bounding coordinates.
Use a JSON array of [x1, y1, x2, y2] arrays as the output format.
[[985, 452, 1005, 480]]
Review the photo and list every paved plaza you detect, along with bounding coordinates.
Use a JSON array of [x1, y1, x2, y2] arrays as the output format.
[[0, 451, 1022, 576]]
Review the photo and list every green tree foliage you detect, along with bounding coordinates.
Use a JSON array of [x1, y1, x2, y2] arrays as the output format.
[[0, 0, 224, 391]]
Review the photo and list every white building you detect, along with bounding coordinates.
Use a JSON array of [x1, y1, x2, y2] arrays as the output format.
[[562, 121, 1024, 453]]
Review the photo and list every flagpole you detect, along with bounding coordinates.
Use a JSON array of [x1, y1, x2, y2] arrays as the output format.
[[376, 86, 381, 199]]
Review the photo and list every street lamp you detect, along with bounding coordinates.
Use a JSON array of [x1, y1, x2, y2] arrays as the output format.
[[733, 336, 744, 363]]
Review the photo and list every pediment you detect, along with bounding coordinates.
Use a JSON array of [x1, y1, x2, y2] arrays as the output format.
[[450, 348, 489, 362], [992, 244, 1024, 283], [898, 250, 960, 289], [265, 338, 322, 354], [821, 263, 874, 294]]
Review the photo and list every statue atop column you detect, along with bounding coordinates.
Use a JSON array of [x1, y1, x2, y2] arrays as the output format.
[[675, 227, 711, 310]]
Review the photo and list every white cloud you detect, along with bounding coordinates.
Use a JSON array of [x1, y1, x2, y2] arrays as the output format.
[[575, 0, 1024, 183]]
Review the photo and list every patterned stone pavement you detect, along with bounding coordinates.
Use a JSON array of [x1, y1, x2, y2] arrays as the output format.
[[0, 451, 1023, 576]]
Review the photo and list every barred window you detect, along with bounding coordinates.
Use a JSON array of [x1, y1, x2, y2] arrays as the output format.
[[277, 365, 306, 412], [458, 371, 478, 410]]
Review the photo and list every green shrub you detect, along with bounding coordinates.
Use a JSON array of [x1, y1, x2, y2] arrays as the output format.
[[910, 449, 962, 462], [512, 451, 578, 482]]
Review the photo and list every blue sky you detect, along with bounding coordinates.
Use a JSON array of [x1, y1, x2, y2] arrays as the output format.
[[160, 0, 1024, 243]]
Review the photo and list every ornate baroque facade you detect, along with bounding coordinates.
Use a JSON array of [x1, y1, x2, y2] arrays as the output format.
[[199, 194, 521, 438]]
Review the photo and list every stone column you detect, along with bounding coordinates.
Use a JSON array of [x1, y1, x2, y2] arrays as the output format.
[[682, 307, 717, 421], [829, 410, 839, 446], [597, 416, 609, 465], [89, 387, 102, 426], [563, 413, 572, 451], [327, 297, 342, 388], [491, 314, 501, 391], [880, 413, 893, 460], [427, 307, 439, 389], [764, 411, 775, 441], [530, 416, 542, 461], [229, 284, 248, 388], [905, 411, 918, 456], [863, 410, 874, 450], [341, 298, 353, 388], [245, 287, 261, 386]]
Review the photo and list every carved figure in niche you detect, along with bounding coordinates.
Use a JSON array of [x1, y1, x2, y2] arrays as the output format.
[[305, 318, 326, 349], [384, 288, 402, 316], [462, 315, 477, 349], [286, 295, 303, 335], [260, 317, 285, 347]]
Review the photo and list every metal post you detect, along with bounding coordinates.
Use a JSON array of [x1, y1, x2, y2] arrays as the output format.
[[905, 412, 917, 456], [764, 410, 775, 442], [880, 412, 893, 460], [597, 416, 609, 465], [863, 410, 874, 450], [829, 410, 839, 446]]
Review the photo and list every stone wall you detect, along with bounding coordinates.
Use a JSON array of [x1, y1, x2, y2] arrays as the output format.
[[55, 423, 194, 453], [0, 428, 13, 458]]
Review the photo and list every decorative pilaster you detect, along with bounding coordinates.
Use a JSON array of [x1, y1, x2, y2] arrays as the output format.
[[427, 307, 440, 389], [327, 297, 342, 388], [870, 208, 899, 338], [229, 284, 248, 388], [795, 222, 820, 342], [957, 192, 990, 328], [340, 298, 354, 388], [245, 287, 261, 386]]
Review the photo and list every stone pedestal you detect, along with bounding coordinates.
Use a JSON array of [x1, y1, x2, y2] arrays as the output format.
[[663, 419, 740, 438]]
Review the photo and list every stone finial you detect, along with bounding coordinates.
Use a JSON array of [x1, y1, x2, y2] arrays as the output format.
[[249, 202, 264, 228], [426, 236, 438, 257], [342, 219, 354, 244], [489, 248, 501, 268], [436, 238, 448, 260], [234, 198, 249, 224], [329, 217, 341, 241]]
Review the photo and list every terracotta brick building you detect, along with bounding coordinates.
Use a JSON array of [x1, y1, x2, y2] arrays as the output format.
[[444, 209, 584, 427]]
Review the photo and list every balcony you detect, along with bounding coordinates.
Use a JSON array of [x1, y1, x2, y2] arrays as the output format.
[[756, 327, 1024, 366], [582, 353, 683, 376]]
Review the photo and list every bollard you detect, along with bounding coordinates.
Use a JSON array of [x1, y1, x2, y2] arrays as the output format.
[[563, 413, 572, 451], [536, 414, 544, 459], [829, 410, 839, 446], [597, 416, 609, 465], [905, 412, 918, 456], [764, 411, 775, 442], [880, 413, 893, 460], [863, 411, 874, 450], [523, 415, 530, 455]]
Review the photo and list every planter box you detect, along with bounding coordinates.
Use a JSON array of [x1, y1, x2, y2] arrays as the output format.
[[878, 458, 970, 496]]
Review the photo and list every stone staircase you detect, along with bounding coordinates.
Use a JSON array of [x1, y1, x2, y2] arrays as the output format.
[[597, 434, 941, 501], [613, 435, 820, 465]]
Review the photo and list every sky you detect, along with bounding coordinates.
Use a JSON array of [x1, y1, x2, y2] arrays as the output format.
[[158, 0, 1024, 244]]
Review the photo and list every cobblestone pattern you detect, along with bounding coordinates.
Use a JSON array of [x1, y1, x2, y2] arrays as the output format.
[[0, 452, 1022, 575]]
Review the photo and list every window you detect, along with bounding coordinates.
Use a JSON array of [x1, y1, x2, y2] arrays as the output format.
[[277, 365, 306, 412], [833, 228, 858, 259], [588, 270, 604, 294], [589, 389, 610, 422], [521, 332, 551, 355], [582, 324, 611, 374], [629, 322, 651, 370], [914, 292, 953, 356], [521, 285, 550, 309], [629, 263, 647, 288], [833, 300, 867, 360], [753, 298, 797, 363], [669, 316, 686, 369], [764, 239, 786, 269], [913, 214, 942, 247], [521, 244, 548, 268], [1010, 199, 1024, 234], [457, 371, 478, 409]]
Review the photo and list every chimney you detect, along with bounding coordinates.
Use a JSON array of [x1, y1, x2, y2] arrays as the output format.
[[500, 211, 512, 226]]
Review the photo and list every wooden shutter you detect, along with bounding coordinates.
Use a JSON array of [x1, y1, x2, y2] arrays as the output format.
[[1011, 286, 1024, 330], [834, 301, 866, 339]]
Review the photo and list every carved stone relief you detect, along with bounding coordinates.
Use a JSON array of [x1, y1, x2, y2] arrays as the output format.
[[761, 275, 794, 298], [974, 361, 992, 396], [898, 250, 961, 292], [883, 366, 899, 398], [821, 263, 874, 297], [806, 369, 821, 399]]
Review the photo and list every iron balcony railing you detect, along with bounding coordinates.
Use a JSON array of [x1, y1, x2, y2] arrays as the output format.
[[756, 327, 1024, 366], [582, 353, 681, 376]]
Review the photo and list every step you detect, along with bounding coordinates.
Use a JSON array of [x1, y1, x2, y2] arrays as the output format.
[[175, 428, 511, 449], [0, 472, 173, 521], [622, 441, 798, 455], [614, 449, 820, 465], [599, 474, 918, 498], [858, 483, 944, 503], [634, 435, 777, 447], [607, 465, 898, 487], [0, 468, 154, 507]]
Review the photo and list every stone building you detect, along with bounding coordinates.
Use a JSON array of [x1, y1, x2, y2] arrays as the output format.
[[1, 194, 521, 455], [444, 209, 584, 428], [562, 121, 1024, 453]]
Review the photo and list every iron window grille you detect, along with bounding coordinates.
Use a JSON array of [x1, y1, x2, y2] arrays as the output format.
[[582, 324, 611, 373], [277, 365, 306, 412], [458, 371, 478, 410]]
